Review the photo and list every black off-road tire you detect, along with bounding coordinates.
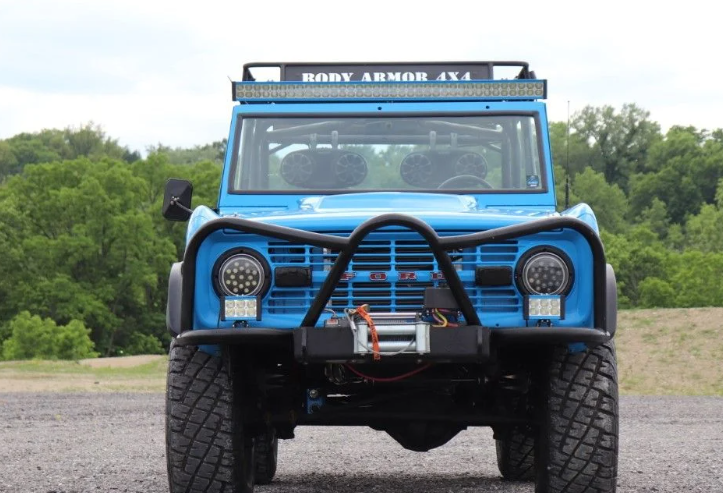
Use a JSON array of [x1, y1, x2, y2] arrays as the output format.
[[166, 344, 256, 493], [535, 341, 619, 493], [254, 428, 278, 485], [496, 426, 536, 481]]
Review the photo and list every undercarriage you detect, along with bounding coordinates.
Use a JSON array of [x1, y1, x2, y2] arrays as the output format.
[[219, 339, 538, 453]]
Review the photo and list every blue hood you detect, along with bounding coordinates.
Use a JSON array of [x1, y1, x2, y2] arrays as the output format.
[[216, 192, 558, 231]]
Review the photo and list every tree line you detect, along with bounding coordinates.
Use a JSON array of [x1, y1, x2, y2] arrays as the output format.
[[549, 105, 723, 308], [0, 110, 721, 359]]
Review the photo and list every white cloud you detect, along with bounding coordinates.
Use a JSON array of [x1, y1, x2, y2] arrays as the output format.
[[0, 0, 721, 150]]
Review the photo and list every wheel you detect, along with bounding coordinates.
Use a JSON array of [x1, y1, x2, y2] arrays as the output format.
[[495, 425, 535, 481], [166, 344, 256, 493], [535, 341, 619, 493], [254, 428, 278, 484], [495, 385, 535, 481]]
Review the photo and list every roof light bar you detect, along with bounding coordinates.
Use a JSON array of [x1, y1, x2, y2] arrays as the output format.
[[232, 80, 546, 102]]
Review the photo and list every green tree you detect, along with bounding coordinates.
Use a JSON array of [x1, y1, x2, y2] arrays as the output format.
[[549, 121, 597, 180], [2, 312, 97, 360], [669, 251, 723, 307], [629, 166, 702, 225], [629, 126, 723, 224], [571, 168, 628, 233], [2, 312, 57, 360], [572, 104, 660, 191], [637, 278, 675, 308], [639, 198, 670, 240], [602, 227, 671, 307], [0, 158, 178, 355], [0, 124, 139, 180], [0, 126, 228, 356], [0, 141, 19, 178], [682, 178, 723, 253], [124, 333, 165, 355], [685, 203, 723, 253], [55, 319, 99, 360], [147, 140, 226, 165]]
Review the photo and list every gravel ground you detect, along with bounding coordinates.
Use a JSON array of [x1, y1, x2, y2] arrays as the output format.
[[0, 394, 721, 493]]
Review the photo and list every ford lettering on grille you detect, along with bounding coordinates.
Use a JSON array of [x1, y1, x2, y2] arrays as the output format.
[[266, 231, 521, 314]]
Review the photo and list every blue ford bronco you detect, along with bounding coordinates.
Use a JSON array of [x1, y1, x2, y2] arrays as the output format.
[[162, 61, 619, 493]]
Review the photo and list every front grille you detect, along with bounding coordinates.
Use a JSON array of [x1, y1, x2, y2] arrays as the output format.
[[266, 230, 521, 315]]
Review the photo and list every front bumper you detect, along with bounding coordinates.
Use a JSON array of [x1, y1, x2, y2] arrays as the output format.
[[174, 325, 612, 363]]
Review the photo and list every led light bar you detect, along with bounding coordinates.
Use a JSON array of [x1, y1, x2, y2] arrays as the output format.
[[524, 295, 565, 321], [233, 80, 546, 102], [222, 296, 260, 321]]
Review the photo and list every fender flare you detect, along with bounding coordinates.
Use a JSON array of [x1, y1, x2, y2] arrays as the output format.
[[605, 263, 618, 337], [166, 262, 183, 336]]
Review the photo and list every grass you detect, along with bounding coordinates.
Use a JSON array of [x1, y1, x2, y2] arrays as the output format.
[[616, 307, 723, 396], [1, 307, 722, 395], [0, 355, 167, 392]]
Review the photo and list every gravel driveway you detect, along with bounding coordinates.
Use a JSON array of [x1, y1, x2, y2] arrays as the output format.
[[0, 394, 721, 492]]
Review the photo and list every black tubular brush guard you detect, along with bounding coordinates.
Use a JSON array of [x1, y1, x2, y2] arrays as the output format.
[[175, 213, 612, 350]]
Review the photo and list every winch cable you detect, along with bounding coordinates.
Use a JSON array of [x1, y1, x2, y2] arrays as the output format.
[[353, 304, 381, 361]]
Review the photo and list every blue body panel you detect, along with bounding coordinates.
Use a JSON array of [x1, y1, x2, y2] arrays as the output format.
[[561, 203, 600, 234], [186, 98, 601, 335], [187, 200, 596, 332]]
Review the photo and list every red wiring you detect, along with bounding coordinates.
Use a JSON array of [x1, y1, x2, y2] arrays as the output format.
[[344, 363, 433, 382]]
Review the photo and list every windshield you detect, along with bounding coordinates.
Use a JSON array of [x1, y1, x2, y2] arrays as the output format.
[[230, 114, 545, 193]]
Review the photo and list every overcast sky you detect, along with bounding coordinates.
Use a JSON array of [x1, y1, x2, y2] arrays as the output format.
[[0, 0, 719, 152]]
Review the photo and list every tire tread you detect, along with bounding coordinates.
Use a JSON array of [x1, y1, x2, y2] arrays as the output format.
[[166, 345, 251, 493], [536, 341, 619, 493], [496, 427, 536, 480], [254, 430, 278, 485]]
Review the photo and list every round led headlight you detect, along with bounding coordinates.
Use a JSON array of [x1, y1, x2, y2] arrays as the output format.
[[516, 247, 573, 295], [216, 252, 267, 297]]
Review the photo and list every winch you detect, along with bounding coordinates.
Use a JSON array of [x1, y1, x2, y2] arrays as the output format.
[[339, 310, 431, 356]]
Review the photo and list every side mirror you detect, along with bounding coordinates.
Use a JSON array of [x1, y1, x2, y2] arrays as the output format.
[[162, 179, 194, 221]]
